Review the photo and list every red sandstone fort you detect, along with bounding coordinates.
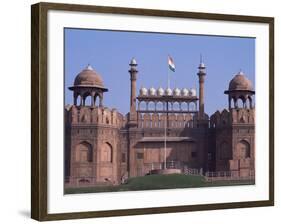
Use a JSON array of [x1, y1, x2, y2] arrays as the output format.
[[64, 58, 255, 187]]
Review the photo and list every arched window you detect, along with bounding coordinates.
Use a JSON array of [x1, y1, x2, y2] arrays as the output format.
[[101, 142, 113, 162], [156, 102, 163, 111], [76, 94, 82, 106], [236, 140, 250, 159], [167, 102, 173, 110], [139, 101, 146, 110], [230, 98, 235, 108], [237, 98, 244, 108], [181, 102, 188, 111], [173, 102, 180, 111], [84, 94, 91, 106], [75, 142, 93, 162], [189, 102, 197, 111], [94, 93, 101, 106], [148, 101, 155, 110]]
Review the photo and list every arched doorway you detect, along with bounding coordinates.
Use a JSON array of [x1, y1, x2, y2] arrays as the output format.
[[100, 142, 113, 162], [75, 142, 93, 162], [236, 140, 250, 159]]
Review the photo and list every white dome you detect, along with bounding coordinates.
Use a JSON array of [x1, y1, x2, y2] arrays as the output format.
[[173, 88, 181, 96], [190, 88, 197, 97], [139, 87, 148, 96], [157, 87, 164, 96], [181, 88, 189, 96], [165, 88, 173, 96], [149, 87, 156, 96]]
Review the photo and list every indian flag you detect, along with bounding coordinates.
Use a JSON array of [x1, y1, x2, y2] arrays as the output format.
[[168, 55, 175, 72]]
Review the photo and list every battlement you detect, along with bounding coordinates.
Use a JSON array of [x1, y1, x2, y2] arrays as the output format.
[[65, 105, 126, 128], [210, 108, 255, 128]]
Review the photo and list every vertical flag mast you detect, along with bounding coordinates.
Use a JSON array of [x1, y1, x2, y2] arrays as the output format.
[[164, 102, 167, 169], [167, 63, 170, 89], [164, 55, 176, 170]]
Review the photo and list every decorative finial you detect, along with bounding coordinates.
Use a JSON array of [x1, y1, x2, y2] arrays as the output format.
[[86, 64, 93, 70], [130, 57, 137, 66], [198, 54, 205, 69], [238, 69, 244, 75]]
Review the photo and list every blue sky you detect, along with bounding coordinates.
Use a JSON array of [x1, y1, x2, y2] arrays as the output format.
[[64, 28, 255, 115]]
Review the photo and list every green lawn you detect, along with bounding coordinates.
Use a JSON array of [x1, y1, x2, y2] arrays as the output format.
[[65, 174, 254, 194]]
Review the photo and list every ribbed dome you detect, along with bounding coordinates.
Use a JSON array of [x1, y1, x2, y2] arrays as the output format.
[[140, 87, 148, 96], [190, 88, 196, 96], [74, 65, 104, 87], [181, 88, 189, 96], [173, 88, 181, 96], [157, 87, 164, 96], [228, 71, 253, 91], [165, 88, 173, 96], [149, 87, 156, 96]]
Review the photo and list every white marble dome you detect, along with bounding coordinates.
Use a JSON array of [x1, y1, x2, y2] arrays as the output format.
[[181, 88, 189, 96], [139, 87, 148, 96], [173, 88, 181, 96], [165, 88, 173, 96], [190, 88, 197, 97], [157, 87, 164, 96], [149, 87, 156, 96]]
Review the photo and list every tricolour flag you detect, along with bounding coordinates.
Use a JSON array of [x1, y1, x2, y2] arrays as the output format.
[[168, 55, 175, 72]]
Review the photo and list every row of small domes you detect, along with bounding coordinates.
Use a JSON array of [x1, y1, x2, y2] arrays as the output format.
[[139, 87, 196, 97]]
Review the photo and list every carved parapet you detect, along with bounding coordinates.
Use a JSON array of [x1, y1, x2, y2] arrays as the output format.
[[210, 108, 255, 127], [66, 105, 124, 127], [210, 109, 230, 128], [230, 108, 255, 124]]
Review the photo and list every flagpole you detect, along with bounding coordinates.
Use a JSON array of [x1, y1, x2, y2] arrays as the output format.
[[164, 57, 169, 170], [168, 66, 170, 89], [164, 106, 167, 170]]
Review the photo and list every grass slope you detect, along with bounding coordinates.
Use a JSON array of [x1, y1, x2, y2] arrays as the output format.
[[65, 174, 254, 194]]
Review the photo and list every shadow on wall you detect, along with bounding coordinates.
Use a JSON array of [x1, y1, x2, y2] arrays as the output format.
[[18, 210, 30, 218]]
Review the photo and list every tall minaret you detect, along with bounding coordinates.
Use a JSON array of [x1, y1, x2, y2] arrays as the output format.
[[197, 55, 206, 120], [129, 58, 138, 126]]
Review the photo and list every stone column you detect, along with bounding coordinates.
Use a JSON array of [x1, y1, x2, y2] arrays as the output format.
[[91, 91, 95, 107], [99, 95, 103, 107], [249, 97, 253, 109], [197, 63, 206, 119], [234, 99, 238, 109], [128, 58, 138, 127]]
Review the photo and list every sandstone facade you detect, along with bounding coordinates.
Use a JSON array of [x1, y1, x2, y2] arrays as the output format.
[[64, 60, 255, 187]]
